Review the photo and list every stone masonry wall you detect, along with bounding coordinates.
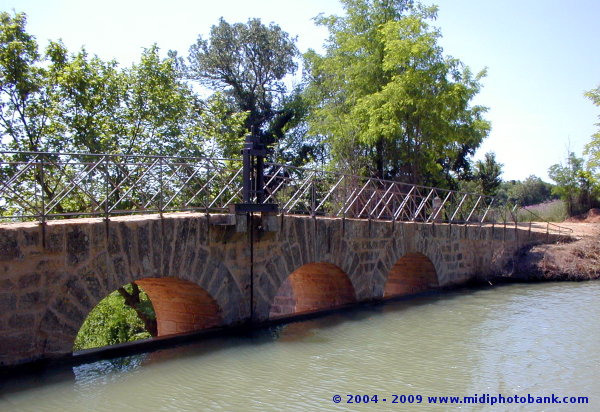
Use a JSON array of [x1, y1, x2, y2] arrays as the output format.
[[0, 213, 558, 367]]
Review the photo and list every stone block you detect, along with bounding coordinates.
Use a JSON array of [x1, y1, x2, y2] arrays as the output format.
[[8, 313, 35, 329], [18, 273, 41, 289], [0, 230, 21, 261], [22, 229, 40, 248], [66, 227, 89, 265], [18, 292, 42, 309], [0, 293, 16, 311], [209, 213, 236, 226], [261, 212, 279, 232]]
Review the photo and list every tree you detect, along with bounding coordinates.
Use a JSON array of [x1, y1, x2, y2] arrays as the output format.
[[303, 0, 490, 185], [117, 282, 157, 337], [584, 85, 600, 171], [0, 12, 58, 152], [474, 152, 503, 196], [187, 18, 300, 147], [44, 41, 124, 153], [549, 152, 599, 215], [496, 175, 554, 206], [1, 12, 247, 158]]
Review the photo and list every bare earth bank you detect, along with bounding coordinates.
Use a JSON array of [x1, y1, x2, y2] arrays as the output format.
[[499, 222, 600, 282]]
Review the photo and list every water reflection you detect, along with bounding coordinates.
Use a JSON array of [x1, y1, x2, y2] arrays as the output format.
[[73, 355, 148, 388]]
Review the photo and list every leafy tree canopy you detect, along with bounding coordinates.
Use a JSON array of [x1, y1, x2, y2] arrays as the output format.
[[475, 152, 503, 196], [584, 85, 600, 171], [303, 0, 490, 185], [187, 18, 301, 147], [496, 175, 555, 206], [549, 152, 599, 215], [0, 11, 246, 156]]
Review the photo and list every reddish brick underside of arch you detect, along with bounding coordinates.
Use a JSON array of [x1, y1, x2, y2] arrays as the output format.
[[135, 277, 222, 336], [269, 263, 356, 318], [384, 253, 439, 298]]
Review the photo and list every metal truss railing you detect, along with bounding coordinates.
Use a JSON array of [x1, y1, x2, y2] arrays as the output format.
[[261, 163, 570, 234], [0, 151, 572, 235], [0, 151, 244, 222]]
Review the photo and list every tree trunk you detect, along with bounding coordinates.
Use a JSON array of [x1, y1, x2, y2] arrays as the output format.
[[118, 282, 158, 337], [375, 137, 384, 179]]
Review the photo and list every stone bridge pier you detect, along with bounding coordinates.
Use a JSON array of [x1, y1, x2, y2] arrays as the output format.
[[0, 213, 557, 367]]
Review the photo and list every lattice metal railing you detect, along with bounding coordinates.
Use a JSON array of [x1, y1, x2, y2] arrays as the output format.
[[0, 151, 572, 234], [0, 152, 243, 221], [262, 163, 497, 223]]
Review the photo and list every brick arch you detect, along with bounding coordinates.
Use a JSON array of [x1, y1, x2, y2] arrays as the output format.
[[134, 278, 222, 336], [37, 250, 241, 356], [269, 262, 357, 319], [383, 252, 439, 298]]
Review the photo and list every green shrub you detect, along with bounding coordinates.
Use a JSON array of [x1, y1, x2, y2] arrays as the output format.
[[73, 285, 155, 351]]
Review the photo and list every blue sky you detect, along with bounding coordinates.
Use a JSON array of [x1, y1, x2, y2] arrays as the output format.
[[2, 0, 599, 182]]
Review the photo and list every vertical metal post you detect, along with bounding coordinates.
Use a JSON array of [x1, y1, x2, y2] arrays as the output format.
[[256, 155, 265, 204], [311, 179, 316, 217], [40, 153, 46, 225], [343, 176, 347, 220], [104, 155, 110, 240], [242, 141, 251, 203], [205, 161, 210, 214], [159, 156, 164, 217], [104, 155, 110, 221], [39, 153, 46, 248]]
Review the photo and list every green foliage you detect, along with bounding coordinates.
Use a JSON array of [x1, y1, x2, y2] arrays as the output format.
[[187, 18, 301, 149], [457, 151, 502, 197], [474, 152, 503, 196], [584, 85, 600, 171], [73, 284, 155, 351], [496, 175, 555, 206], [303, 0, 490, 185], [548, 152, 600, 216], [0, 11, 57, 151], [0, 12, 247, 156]]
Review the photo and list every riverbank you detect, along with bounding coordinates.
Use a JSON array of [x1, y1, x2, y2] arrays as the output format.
[[502, 222, 600, 281]]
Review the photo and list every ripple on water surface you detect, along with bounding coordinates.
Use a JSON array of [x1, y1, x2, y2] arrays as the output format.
[[1, 282, 599, 411]]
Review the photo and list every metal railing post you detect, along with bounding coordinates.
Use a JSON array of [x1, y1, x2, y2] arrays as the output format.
[[159, 157, 164, 217], [39, 153, 46, 247], [39, 153, 46, 225], [104, 155, 110, 220], [311, 178, 316, 217]]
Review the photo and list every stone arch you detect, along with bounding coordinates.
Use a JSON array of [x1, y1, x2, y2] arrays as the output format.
[[37, 250, 242, 356], [269, 262, 357, 319], [383, 252, 439, 298]]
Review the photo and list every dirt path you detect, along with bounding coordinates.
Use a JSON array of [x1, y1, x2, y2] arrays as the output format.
[[505, 222, 600, 281]]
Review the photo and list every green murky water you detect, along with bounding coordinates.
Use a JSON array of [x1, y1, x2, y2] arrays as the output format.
[[1, 282, 598, 411]]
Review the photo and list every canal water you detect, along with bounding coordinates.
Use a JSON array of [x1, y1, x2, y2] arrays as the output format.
[[1, 282, 598, 411]]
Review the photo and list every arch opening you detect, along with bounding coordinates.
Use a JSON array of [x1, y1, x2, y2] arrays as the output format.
[[269, 262, 356, 319], [74, 277, 223, 351], [384, 252, 439, 298]]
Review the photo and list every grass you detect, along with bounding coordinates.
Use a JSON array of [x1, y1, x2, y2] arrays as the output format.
[[516, 199, 568, 223]]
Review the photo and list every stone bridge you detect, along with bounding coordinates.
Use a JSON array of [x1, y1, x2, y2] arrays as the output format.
[[0, 213, 559, 367]]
